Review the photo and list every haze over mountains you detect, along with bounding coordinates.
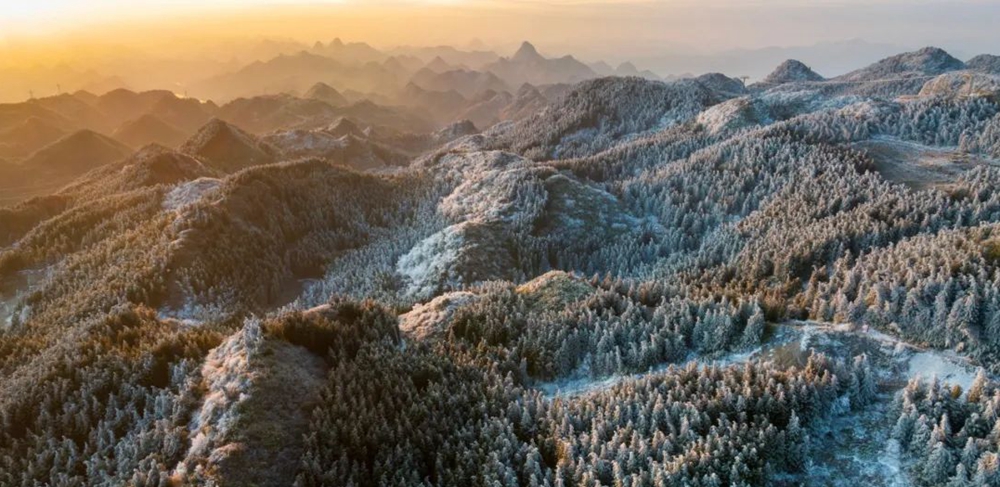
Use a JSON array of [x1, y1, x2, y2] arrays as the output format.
[[5, 29, 1000, 487], [3, 34, 994, 105]]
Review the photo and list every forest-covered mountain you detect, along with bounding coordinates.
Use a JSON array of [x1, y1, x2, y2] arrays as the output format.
[[2, 45, 1000, 486]]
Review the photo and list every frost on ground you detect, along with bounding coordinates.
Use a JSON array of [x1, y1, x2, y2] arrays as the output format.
[[172, 318, 328, 486], [696, 90, 859, 135], [399, 291, 479, 340], [515, 270, 593, 312], [0, 267, 49, 329], [157, 293, 230, 327], [907, 352, 977, 389], [538, 320, 983, 486], [780, 321, 984, 487], [854, 136, 1000, 191], [396, 224, 467, 300], [399, 150, 652, 301], [799, 395, 911, 487], [162, 178, 221, 211], [173, 319, 265, 481]]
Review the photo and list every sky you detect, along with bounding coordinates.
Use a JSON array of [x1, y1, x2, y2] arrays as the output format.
[[3, 0, 999, 55], [0, 0, 998, 101]]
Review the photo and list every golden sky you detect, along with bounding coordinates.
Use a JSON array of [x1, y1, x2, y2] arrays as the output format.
[[1, 1, 998, 70]]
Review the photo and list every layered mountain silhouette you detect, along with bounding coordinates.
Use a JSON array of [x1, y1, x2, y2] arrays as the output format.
[[19, 129, 131, 180], [409, 68, 510, 98], [0, 117, 66, 159], [304, 82, 348, 107], [484, 42, 597, 87], [112, 114, 188, 148]]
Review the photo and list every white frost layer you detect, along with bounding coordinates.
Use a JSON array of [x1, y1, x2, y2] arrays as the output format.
[[697, 91, 860, 135], [172, 318, 264, 478], [163, 178, 221, 211], [907, 352, 978, 390], [396, 224, 466, 300], [439, 164, 545, 224]]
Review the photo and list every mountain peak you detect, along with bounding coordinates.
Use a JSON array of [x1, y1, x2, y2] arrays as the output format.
[[426, 56, 452, 73], [763, 59, 825, 84], [181, 118, 273, 173], [513, 41, 543, 62], [304, 82, 347, 107], [968, 54, 1000, 75], [616, 62, 640, 76], [840, 46, 964, 81], [326, 117, 364, 138]]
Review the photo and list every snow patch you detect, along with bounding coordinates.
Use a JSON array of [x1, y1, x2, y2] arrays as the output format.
[[906, 352, 978, 390]]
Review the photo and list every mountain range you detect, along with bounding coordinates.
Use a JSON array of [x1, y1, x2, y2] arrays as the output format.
[[3, 43, 1000, 486]]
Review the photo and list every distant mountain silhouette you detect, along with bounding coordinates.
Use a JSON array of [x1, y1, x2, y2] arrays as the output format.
[[215, 94, 340, 133], [192, 51, 400, 101], [484, 42, 597, 87], [113, 114, 188, 148], [304, 82, 349, 107], [0, 117, 66, 159], [409, 68, 510, 98], [21, 129, 131, 177]]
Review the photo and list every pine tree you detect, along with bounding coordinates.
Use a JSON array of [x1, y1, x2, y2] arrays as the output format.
[[923, 441, 956, 485], [968, 369, 988, 403], [910, 415, 933, 455], [946, 464, 972, 487], [741, 308, 765, 349]]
